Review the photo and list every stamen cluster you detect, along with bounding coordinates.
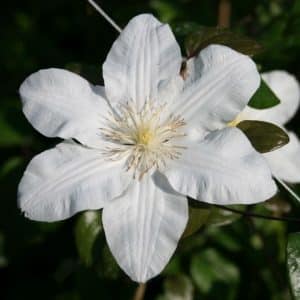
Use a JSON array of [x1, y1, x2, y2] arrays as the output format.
[[101, 101, 186, 179]]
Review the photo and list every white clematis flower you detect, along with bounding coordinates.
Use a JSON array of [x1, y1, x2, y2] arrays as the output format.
[[231, 71, 300, 183], [18, 14, 277, 282]]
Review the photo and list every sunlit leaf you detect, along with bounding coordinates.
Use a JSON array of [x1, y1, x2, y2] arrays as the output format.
[[287, 233, 300, 300], [150, 0, 178, 23], [185, 26, 263, 58], [190, 249, 239, 293], [74, 211, 102, 267], [237, 120, 289, 153], [248, 79, 280, 109]]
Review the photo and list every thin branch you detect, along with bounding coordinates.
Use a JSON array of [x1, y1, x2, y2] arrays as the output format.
[[218, 0, 231, 28], [215, 204, 300, 223], [133, 283, 147, 300], [87, 0, 122, 33]]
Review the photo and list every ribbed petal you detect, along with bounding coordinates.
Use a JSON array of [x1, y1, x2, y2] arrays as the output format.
[[162, 127, 277, 205], [18, 141, 129, 221], [19, 68, 108, 148], [264, 131, 300, 183], [173, 45, 260, 133], [102, 175, 188, 282], [241, 70, 300, 125], [103, 14, 182, 109]]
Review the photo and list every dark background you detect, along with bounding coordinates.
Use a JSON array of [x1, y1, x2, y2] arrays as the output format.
[[1, 0, 300, 299]]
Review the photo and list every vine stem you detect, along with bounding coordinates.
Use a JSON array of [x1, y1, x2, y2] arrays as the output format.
[[218, 0, 231, 27], [87, 0, 122, 33], [133, 283, 147, 300], [214, 204, 300, 223]]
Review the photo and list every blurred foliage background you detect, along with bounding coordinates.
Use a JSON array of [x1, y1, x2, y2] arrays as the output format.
[[1, 0, 300, 299]]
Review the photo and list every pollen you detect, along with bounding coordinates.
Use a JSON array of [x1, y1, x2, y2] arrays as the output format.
[[100, 100, 186, 179]]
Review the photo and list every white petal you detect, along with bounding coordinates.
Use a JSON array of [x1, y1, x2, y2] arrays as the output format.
[[19, 68, 108, 148], [163, 127, 277, 205], [264, 131, 300, 183], [241, 71, 300, 125], [102, 175, 188, 282], [103, 14, 182, 109], [157, 75, 184, 104], [173, 45, 260, 131], [18, 141, 129, 222]]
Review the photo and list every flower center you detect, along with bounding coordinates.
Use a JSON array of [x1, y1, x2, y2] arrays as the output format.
[[101, 101, 186, 179], [136, 127, 154, 146]]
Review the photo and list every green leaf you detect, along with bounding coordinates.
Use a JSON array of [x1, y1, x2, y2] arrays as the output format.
[[190, 249, 239, 293], [185, 26, 263, 58], [0, 157, 23, 179], [74, 211, 102, 267], [248, 79, 280, 109], [287, 233, 300, 299], [182, 205, 211, 238], [95, 245, 121, 280], [0, 106, 27, 147], [237, 120, 289, 153]]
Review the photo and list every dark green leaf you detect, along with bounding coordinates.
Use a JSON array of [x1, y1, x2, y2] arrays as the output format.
[[185, 26, 263, 58], [248, 79, 280, 109], [287, 233, 300, 300], [74, 211, 102, 267], [0, 157, 23, 179], [182, 206, 211, 238], [237, 120, 289, 153], [95, 245, 121, 280]]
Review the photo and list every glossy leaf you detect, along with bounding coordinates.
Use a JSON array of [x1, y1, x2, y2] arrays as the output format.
[[248, 79, 280, 109], [237, 120, 289, 153], [74, 211, 102, 267], [287, 233, 300, 300], [185, 26, 263, 58]]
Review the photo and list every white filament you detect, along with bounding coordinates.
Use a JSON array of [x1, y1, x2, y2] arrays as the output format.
[[275, 176, 300, 203], [101, 101, 186, 179], [87, 0, 122, 33]]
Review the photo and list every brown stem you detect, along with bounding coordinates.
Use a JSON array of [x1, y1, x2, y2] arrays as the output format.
[[133, 283, 147, 300], [218, 0, 231, 28]]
